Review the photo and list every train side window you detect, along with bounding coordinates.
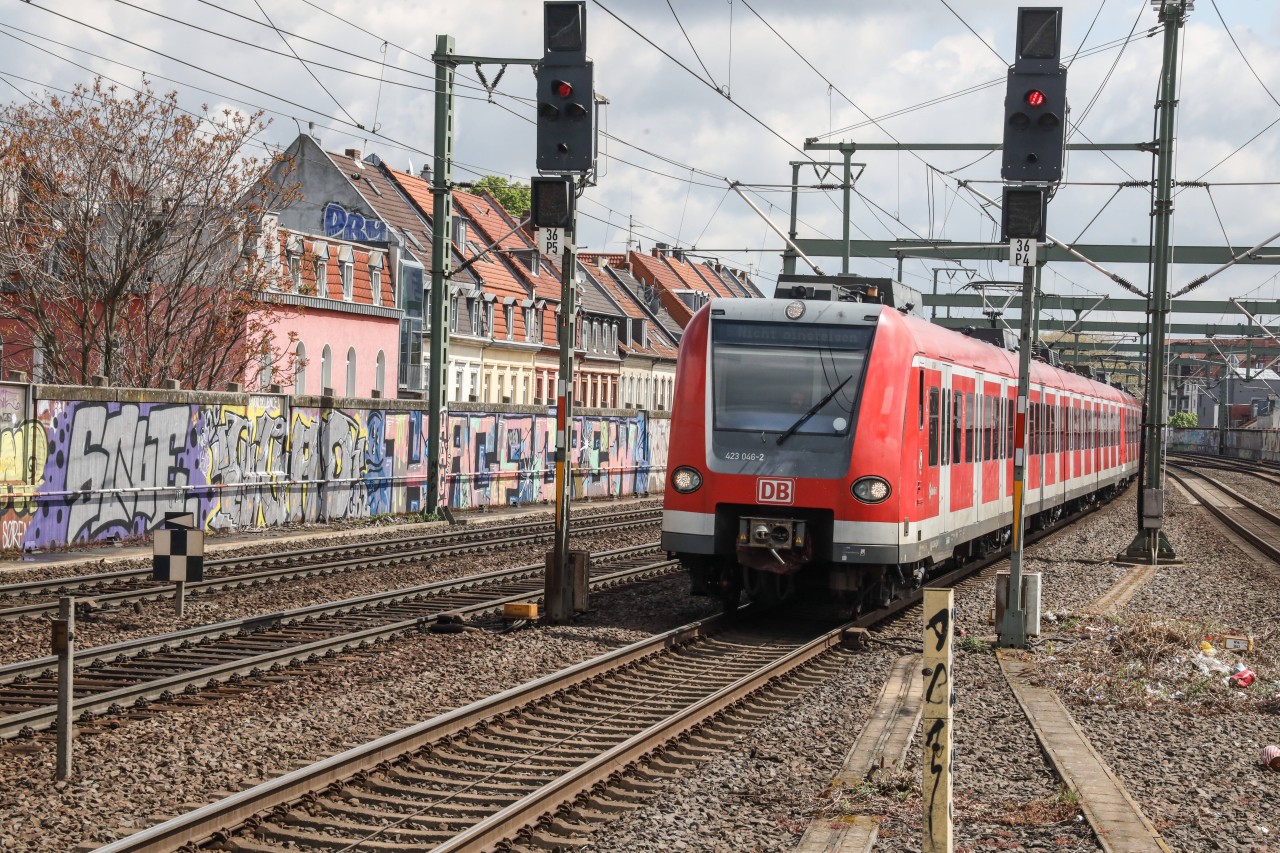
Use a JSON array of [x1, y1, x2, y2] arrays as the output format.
[[928, 387, 940, 466], [952, 391, 963, 463], [964, 392, 975, 463], [918, 371, 925, 431], [941, 390, 950, 466], [1006, 397, 1014, 457], [1032, 401, 1040, 455]]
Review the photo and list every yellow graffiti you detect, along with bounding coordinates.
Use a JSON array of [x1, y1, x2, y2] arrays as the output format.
[[0, 421, 48, 514]]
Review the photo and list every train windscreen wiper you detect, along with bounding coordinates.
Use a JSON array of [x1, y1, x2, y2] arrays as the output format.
[[775, 374, 853, 446]]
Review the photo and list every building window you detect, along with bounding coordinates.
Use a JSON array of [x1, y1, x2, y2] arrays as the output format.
[[450, 295, 460, 332], [346, 347, 357, 397], [315, 258, 328, 299], [532, 252, 541, 276], [289, 255, 301, 292], [294, 342, 307, 395], [375, 351, 385, 395], [321, 345, 332, 393], [486, 303, 495, 338], [370, 266, 382, 306], [341, 260, 353, 300], [505, 304, 514, 340]]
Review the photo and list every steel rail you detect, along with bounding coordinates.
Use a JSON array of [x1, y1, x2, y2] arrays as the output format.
[[0, 509, 660, 620], [89, 487, 1127, 853], [2, 549, 677, 740], [90, 612, 731, 853], [1166, 463, 1280, 563], [2, 543, 656, 684]]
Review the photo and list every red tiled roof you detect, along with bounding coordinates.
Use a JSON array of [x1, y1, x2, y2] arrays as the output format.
[[591, 266, 647, 320], [461, 190, 565, 302], [665, 254, 728, 297], [284, 235, 393, 308]]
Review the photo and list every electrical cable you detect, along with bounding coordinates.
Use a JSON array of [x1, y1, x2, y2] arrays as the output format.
[[666, 0, 719, 90], [250, 0, 363, 127]]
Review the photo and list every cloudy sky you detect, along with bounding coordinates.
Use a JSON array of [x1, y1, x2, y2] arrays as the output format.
[[4, 0, 1279, 339]]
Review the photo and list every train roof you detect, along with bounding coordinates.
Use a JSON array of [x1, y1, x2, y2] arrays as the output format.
[[700, 298, 1136, 405]]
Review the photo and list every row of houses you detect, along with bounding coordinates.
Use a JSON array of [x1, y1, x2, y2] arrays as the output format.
[[255, 131, 762, 407]]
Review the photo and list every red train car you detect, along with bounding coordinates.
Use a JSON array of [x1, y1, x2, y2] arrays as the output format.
[[661, 293, 1139, 614]]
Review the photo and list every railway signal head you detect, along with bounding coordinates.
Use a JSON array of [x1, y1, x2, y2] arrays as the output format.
[[530, 175, 575, 230], [1002, 7, 1067, 183], [537, 1, 595, 173], [1002, 69, 1066, 182], [1001, 186, 1047, 241]]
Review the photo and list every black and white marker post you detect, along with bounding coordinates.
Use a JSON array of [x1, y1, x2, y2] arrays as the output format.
[[153, 512, 205, 618]]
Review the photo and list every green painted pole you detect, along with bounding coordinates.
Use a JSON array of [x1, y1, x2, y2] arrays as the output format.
[[1121, 2, 1186, 563], [428, 35, 456, 513]]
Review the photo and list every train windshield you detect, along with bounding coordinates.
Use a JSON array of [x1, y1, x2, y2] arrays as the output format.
[[711, 321, 873, 435]]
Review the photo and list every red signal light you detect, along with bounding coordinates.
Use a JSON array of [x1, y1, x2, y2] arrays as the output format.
[[555, 80, 573, 98], [1025, 89, 1046, 107]]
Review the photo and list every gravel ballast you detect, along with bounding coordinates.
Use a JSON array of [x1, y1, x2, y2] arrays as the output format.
[[3, 485, 1277, 852]]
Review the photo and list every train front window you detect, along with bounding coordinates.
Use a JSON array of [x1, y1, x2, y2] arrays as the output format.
[[711, 321, 872, 435]]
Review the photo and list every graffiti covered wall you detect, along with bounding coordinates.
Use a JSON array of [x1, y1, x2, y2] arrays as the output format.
[[0, 384, 669, 551]]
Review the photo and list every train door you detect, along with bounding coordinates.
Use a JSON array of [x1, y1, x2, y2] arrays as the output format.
[[1027, 388, 1040, 494], [918, 368, 942, 524], [939, 364, 952, 529], [981, 381, 1000, 507], [972, 377, 983, 510], [1005, 388, 1015, 507], [949, 372, 974, 516], [1044, 392, 1057, 487], [1064, 394, 1075, 481]]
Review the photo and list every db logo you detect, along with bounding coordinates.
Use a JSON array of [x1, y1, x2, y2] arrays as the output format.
[[757, 478, 795, 504]]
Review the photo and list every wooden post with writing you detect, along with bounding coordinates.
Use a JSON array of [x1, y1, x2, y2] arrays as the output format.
[[922, 588, 954, 853]]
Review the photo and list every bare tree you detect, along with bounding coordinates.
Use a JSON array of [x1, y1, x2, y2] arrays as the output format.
[[0, 78, 300, 389]]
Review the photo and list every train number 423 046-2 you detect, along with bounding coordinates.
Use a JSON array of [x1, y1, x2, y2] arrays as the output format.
[[724, 451, 766, 462]]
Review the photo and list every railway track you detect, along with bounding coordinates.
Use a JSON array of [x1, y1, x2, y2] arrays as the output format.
[[1166, 461, 1280, 563], [0, 544, 675, 739], [1168, 451, 1280, 487], [89, 486, 1119, 853], [0, 507, 661, 621]]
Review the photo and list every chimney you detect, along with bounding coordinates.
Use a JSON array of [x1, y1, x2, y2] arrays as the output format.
[[345, 148, 361, 160], [420, 162, 432, 183], [653, 242, 669, 258], [308, 121, 319, 145]]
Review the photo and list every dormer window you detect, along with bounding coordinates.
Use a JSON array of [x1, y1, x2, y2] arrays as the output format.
[[288, 255, 301, 292], [338, 244, 354, 301], [505, 304, 514, 340], [452, 217, 467, 247], [531, 251, 541, 276], [368, 254, 384, 306], [313, 241, 329, 298]]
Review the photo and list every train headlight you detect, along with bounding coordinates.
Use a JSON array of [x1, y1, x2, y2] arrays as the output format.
[[671, 466, 703, 494], [851, 476, 891, 504], [785, 300, 806, 320]]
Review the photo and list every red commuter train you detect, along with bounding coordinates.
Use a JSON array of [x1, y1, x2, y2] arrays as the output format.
[[660, 290, 1140, 615]]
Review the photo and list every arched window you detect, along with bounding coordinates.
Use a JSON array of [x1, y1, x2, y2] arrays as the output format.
[[346, 347, 357, 397], [375, 351, 386, 395], [320, 345, 332, 393], [294, 342, 307, 395]]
